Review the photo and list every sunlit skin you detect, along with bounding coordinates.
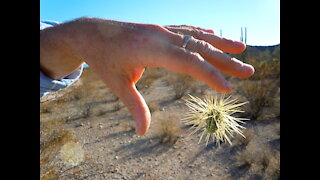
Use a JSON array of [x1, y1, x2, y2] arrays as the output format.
[[40, 17, 254, 136]]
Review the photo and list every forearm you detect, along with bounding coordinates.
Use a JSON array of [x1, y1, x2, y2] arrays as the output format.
[[40, 18, 88, 79]]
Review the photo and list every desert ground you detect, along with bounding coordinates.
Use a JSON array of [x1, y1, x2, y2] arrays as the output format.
[[40, 45, 280, 180]]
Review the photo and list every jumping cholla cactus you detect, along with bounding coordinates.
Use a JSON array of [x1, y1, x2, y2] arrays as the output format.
[[182, 94, 249, 146]]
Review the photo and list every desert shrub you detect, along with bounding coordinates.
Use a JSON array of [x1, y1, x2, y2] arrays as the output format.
[[164, 72, 197, 100], [235, 142, 280, 180], [258, 49, 273, 61], [147, 101, 159, 113], [236, 79, 279, 120], [55, 68, 104, 104], [272, 45, 280, 60], [40, 103, 52, 114], [241, 45, 280, 61], [155, 113, 182, 145], [247, 58, 280, 80], [136, 67, 162, 91], [79, 102, 93, 118], [64, 102, 94, 123], [111, 102, 121, 112], [120, 120, 136, 132], [64, 82, 89, 102], [106, 92, 119, 102], [232, 128, 255, 149]]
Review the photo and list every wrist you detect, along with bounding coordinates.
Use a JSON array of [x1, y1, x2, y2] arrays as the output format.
[[40, 18, 87, 79]]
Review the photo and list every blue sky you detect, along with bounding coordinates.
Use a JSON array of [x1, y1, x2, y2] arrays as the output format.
[[40, 0, 280, 46]]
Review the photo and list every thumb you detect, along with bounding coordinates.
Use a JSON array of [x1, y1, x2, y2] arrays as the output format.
[[116, 81, 151, 136]]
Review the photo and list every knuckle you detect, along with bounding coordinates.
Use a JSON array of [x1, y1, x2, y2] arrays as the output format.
[[127, 34, 160, 56], [189, 27, 206, 37], [185, 51, 204, 65], [145, 24, 165, 32], [189, 28, 199, 36], [195, 39, 222, 54], [195, 39, 209, 51]]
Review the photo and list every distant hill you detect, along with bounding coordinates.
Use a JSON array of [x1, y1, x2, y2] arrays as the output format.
[[244, 44, 280, 59], [246, 44, 280, 55], [232, 44, 280, 61]]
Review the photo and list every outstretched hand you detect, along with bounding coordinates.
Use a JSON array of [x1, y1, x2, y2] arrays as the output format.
[[40, 17, 254, 136]]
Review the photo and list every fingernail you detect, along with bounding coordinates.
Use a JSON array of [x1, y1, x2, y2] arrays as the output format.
[[243, 64, 255, 76], [207, 29, 215, 33]]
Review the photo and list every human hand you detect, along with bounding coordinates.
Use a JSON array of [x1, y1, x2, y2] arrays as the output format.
[[41, 17, 254, 136]]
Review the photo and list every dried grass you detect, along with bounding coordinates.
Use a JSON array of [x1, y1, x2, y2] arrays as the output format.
[[40, 119, 79, 180], [148, 101, 159, 113], [136, 67, 162, 91], [155, 113, 182, 145], [164, 72, 197, 100], [247, 58, 280, 80], [236, 79, 279, 120], [235, 140, 280, 180]]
